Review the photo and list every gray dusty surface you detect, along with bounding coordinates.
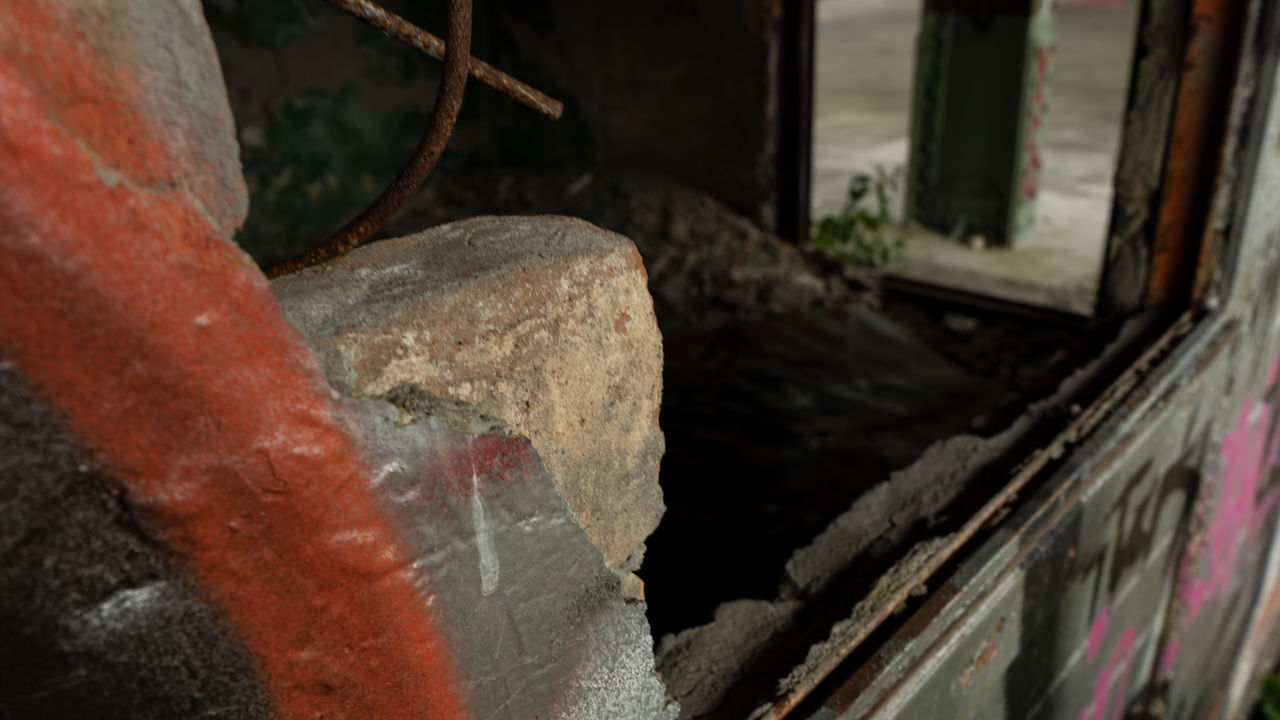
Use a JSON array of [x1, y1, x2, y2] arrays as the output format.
[[346, 390, 679, 719], [87, 0, 247, 236], [0, 360, 271, 720], [345, 168, 1097, 719]]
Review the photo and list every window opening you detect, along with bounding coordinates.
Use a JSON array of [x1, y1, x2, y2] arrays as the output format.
[[811, 0, 1143, 315]]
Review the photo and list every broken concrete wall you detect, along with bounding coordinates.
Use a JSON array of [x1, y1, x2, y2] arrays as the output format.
[[270, 215, 668, 576], [347, 391, 675, 719], [0, 2, 674, 717]]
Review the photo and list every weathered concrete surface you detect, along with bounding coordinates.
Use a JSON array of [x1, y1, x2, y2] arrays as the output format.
[[0, 2, 675, 715], [656, 599, 801, 719], [0, 0, 246, 238], [0, 360, 271, 720], [0, 2, 469, 711], [0, 355, 679, 719], [349, 388, 678, 720], [813, 0, 1141, 314], [271, 215, 667, 572]]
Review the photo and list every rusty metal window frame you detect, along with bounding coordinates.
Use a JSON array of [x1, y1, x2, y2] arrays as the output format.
[[1098, 0, 1251, 316], [765, 1, 1259, 715]]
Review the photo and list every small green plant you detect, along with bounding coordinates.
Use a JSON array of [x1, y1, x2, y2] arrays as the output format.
[[811, 165, 906, 270], [1262, 673, 1280, 720]]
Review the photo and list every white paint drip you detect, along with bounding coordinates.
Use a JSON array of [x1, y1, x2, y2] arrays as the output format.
[[371, 460, 405, 486], [470, 466, 500, 596], [329, 527, 378, 548]]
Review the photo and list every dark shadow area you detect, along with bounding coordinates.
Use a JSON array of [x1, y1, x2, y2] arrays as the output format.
[[203, 1, 1129, 715]]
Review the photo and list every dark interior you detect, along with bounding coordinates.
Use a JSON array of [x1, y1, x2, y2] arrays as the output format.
[[203, 0, 1123, 707]]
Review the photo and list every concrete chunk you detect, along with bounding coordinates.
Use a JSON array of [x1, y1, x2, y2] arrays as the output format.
[[346, 389, 678, 719], [272, 215, 667, 571]]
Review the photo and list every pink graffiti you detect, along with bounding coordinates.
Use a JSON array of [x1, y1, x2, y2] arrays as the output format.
[[1079, 608, 1137, 720], [1159, 638, 1180, 675], [1163, 355, 1280, 671], [1020, 46, 1052, 201], [1086, 607, 1110, 661], [1182, 401, 1280, 622]]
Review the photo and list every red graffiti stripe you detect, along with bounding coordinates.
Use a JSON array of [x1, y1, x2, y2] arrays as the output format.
[[0, 12, 465, 720]]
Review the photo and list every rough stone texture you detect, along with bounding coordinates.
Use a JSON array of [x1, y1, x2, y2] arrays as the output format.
[[655, 600, 801, 720], [0, 360, 272, 720], [0, 352, 678, 719], [348, 388, 678, 720], [2, 1, 474, 711], [1, 2, 675, 714], [271, 215, 667, 572], [0, 0, 247, 238]]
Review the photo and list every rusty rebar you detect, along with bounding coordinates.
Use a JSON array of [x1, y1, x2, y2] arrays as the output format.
[[265, 0, 473, 279], [321, 0, 563, 120]]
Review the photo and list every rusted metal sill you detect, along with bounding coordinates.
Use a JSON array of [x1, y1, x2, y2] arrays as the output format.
[[760, 309, 1201, 719]]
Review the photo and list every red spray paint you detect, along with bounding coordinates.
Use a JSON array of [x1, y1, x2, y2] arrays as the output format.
[[0, 6, 466, 719]]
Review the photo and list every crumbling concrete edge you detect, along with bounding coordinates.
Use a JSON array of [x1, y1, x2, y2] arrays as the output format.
[[345, 383, 681, 719], [656, 314, 1161, 719]]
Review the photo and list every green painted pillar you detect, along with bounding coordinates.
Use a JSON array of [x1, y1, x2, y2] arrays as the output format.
[[905, 0, 1054, 247]]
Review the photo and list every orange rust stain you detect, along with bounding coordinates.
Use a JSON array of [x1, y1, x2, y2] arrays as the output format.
[[1147, 0, 1247, 307], [958, 616, 1007, 689]]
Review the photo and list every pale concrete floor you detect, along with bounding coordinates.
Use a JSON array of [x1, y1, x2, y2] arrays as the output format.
[[812, 0, 1141, 315]]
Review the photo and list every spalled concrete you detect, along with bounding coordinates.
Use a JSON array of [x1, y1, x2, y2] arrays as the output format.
[[271, 215, 668, 573], [2, 0, 676, 714], [347, 387, 679, 720]]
